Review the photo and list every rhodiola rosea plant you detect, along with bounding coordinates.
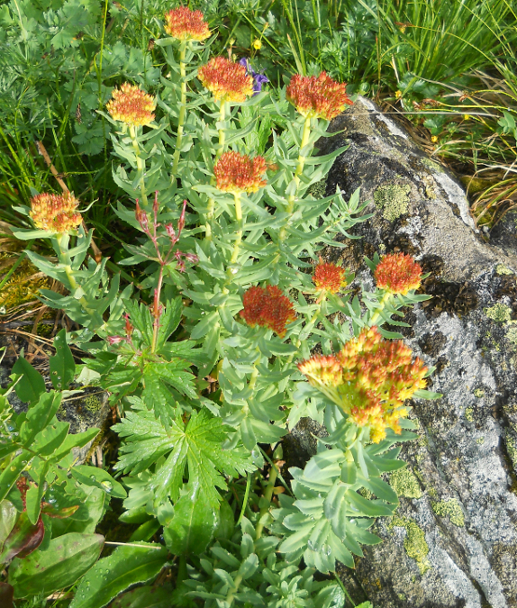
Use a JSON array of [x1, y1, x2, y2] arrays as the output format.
[[4, 6, 440, 606]]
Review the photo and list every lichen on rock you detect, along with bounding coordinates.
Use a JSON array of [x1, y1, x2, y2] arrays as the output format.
[[432, 499, 465, 527], [390, 467, 423, 499], [373, 182, 411, 221], [485, 302, 512, 323]]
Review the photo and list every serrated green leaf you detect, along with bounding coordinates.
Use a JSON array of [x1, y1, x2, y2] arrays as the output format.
[[115, 408, 253, 507]]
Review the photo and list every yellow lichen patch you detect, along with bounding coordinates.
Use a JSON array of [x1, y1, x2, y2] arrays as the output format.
[[465, 408, 474, 422], [496, 264, 514, 276], [389, 516, 431, 575], [473, 389, 484, 398], [0, 258, 50, 311], [484, 303, 512, 324], [373, 183, 411, 222], [432, 499, 465, 527], [390, 467, 423, 499]]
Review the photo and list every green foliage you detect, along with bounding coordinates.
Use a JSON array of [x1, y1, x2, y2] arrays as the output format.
[[70, 543, 169, 608], [2, 3, 447, 605], [0, 336, 113, 601], [115, 403, 253, 508]]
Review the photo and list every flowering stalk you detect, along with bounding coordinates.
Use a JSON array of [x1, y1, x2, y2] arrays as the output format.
[[129, 126, 149, 208], [171, 40, 188, 181], [369, 290, 393, 326], [204, 102, 228, 241], [55, 234, 93, 314]]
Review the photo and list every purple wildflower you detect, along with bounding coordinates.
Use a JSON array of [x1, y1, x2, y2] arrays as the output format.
[[239, 58, 269, 95]]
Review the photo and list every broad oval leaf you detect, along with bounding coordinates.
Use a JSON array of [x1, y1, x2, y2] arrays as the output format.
[[8, 533, 104, 598], [69, 543, 168, 608]]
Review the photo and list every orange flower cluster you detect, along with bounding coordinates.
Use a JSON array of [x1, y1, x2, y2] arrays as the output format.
[[286, 72, 353, 120], [30, 192, 82, 234], [298, 327, 427, 442], [164, 6, 210, 41], [240, 285, 296, 337], [198, 57, 253, 103], [214, 151, 267, 193], [313, 260, 347, 294], [374, 253, 422, 295], [106, 83, 155, 127]]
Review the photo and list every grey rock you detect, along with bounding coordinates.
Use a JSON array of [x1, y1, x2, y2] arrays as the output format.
[[490, 210, 517, 258], [0, 334, 109, 464], [290, 97, 517, 608]]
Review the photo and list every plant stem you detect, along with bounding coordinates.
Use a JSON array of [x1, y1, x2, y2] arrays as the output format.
[[151, 265, 165, 353], [129, 125, 148, 207], [55, 234, 91, 312], [278, 115, 312, 243], [171, 40, 188, 181], [369, 291, 393, 325], [254, 460, 279, 540], [221, 192, 243, 294], [204, 102, 228, 241]]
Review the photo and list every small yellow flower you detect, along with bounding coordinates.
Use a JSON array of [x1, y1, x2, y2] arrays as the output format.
[[463, 114, 471, 121], [253, 39, 262, 50], [395, 90, 402, 99], [431, 135, 438, 143]]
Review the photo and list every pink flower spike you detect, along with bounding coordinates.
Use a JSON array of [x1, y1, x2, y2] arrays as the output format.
[[165, 223, 178, 244], [185, 252, 199, 263], [135, 201, 149, 234], [107, 335, 126, 345], [153, 191, 159, 220], [178, 200, 187, 238]]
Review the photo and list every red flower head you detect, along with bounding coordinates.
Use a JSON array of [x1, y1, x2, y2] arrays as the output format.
[[30, 192, 82, 234], [374, 253, 423, 295], [313, 260, 347, 294], [164, 6, 210, 41], [214, 151, 267, 193], [286, 72, 353, 120], [198, 57, 254, 103], [240, 285, 296, 337], [297, 326, 427, 442], [106, 83, 155, 127]]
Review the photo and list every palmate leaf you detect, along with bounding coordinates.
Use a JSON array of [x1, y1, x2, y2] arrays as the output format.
[[114, 402, 253, 507]]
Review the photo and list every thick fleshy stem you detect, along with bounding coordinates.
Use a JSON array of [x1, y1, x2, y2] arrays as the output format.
[[254, 457, 279, 541], [277, 115, 312, 244], [55, 234, 93, 313], [204, 102, 227, 241], [129, 125, 149, 207], [369, 291, 393, 326], [221, 192, 243, 294], [171, 40, 188, 181]]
